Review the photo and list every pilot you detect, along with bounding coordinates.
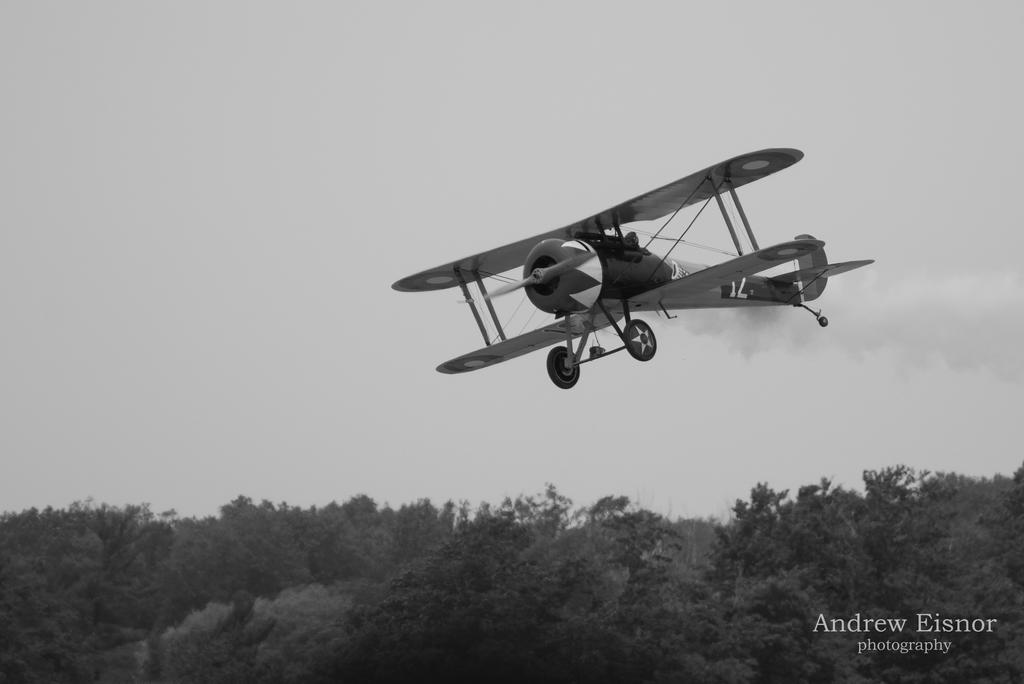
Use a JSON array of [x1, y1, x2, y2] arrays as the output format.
[[624, 231, 639, 248]]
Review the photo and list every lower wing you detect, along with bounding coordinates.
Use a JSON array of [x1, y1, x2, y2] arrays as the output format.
[[437, 310, 617, 374], [628, 238, 824, 309]]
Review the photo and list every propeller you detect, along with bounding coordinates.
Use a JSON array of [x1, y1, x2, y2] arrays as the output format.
[[484, 251, 597, 300]]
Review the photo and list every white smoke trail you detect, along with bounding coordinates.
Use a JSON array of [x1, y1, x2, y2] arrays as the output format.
[[673, 271, 1024, 382]]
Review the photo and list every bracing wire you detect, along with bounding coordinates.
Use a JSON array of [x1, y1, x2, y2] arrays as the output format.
[[476, 269, 519, 285], [504, 292, 528, 331], [641, 194, 715, 284], [615, 184, 717, 287], [639, 179, 709, 251], [632, 231, 737, 257], [469, 270, 528, 343], [518, 306, 538, 336]]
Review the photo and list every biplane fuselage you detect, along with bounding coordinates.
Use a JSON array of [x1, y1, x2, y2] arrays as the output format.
[[547, 235, 806, 307], [394, 148, 873, 388]]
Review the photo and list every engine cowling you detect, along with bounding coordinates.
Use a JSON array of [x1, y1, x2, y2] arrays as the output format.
[[523, 239, 604, 314]]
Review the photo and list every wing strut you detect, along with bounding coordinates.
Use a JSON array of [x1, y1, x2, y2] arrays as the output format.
[[726, 182, 759, 251], [713, 182, 745, 255], [473, 272, 507, 342], [454, 268, 490, 346], [454, 267, 509, 346]]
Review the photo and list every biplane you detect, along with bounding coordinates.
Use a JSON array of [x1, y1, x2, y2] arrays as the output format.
[[393, 148, 873, 389]]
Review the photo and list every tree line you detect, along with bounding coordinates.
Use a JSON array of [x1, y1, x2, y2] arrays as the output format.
[[1, 466, 1022, 683]]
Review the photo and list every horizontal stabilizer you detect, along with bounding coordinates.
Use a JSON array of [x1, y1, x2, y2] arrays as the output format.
[[769, 259, 874, 285]]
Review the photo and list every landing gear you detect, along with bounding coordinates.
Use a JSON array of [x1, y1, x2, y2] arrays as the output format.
[[543, 306, 658, 388], [546, 346, 580, 389], [798, 303, 828, 327], [624, 320, 657, 361]]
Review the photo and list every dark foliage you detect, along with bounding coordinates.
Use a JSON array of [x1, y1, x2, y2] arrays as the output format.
[[1, 467, 1021, 683]]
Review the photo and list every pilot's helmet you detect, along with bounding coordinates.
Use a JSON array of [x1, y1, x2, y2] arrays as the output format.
[[624, 231, 639, 247]]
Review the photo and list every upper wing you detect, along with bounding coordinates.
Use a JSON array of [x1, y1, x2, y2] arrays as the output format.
[[568, 148, 803, 235], [393, 227, 573, 292], [626, 238, 825, 308], [393, 148, 803, 292], [436, 310, 617, 374]]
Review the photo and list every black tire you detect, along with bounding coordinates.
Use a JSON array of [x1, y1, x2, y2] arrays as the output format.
[[818, 316, 829, 328], [624, 320, 657, 361], [546, 346, 580, 389]]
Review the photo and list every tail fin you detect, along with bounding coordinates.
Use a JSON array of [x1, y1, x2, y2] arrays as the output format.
[[769, 235, 874, 303], [793, 233, 828, 301]]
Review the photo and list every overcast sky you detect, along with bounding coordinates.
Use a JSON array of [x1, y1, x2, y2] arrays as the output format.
[[2, 1, 1022, 519]]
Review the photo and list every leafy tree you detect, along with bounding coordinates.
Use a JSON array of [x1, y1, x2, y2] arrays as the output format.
[[0, 502, 174, 682], [338, 514, 554, 682], [389, 498, 455, 566], [6, 468, 1024, 682], [156, 497, 311, 627]]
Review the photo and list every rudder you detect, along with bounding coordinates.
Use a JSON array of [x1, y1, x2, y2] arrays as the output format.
[[793, 233, 827, 301]]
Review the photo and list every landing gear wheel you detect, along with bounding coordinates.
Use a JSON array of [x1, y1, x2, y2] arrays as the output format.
[[624, 320, 657, 361], [818, 316, 829, 328], [546, 346, 580, 389]]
